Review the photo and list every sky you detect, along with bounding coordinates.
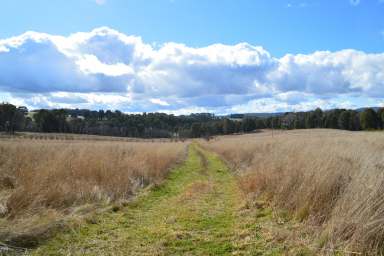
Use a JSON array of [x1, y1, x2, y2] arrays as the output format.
[[0, 0, 383, 114]]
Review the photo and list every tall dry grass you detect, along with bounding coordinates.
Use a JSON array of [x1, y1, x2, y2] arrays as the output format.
[[0, 138, 186, 247], [204, 129, 384, 255]]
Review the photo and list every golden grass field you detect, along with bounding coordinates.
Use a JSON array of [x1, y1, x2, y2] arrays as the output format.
[[1, 129, 384, 255], [203, 129, 384, 254], [0, 137, 186, 248]]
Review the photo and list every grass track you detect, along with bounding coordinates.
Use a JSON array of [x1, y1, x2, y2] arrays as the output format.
[[29, 143, 303, 256]]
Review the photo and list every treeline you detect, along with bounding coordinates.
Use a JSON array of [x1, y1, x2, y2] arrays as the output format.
[[217, 107, 383, 133], [0, 103, 221, 138], [264, 108, 384, 131], [1, 103, 384, 138]]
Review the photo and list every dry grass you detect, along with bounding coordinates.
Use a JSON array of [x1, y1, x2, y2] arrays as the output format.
[[0, 137, 186, 247], [204, 129, 384, 255], [0, 132, 182, 142]]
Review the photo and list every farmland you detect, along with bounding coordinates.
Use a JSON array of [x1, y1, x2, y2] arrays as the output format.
[[204, 129, 384, 255], [0, 130, 383, 255], [0, 136, 186, 252]]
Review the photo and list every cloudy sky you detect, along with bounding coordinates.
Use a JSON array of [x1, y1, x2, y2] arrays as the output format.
[[0, 0, 383, 114]]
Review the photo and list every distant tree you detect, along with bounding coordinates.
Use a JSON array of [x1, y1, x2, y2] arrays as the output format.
[[223, 119, 235, 134], [98, 110, 105, 121], [305, 112, 315, 129], [349, 110, 360, 131], [324, 110, 341, 129], [105, 110, 113, 120], [0, 103, 25, 134], [293, 113, 305, 129], [190, 123, 202, 138], [313, 108, 323, 128], [34, 110, 58, 132], [11, 105, 383, 138], [281, 113, 296, 129], [53, 109, 68, 133], [235, 121, 242, 133], [213, 121, 224, 134], [377, 108, 384, 129], [360, 108, 378, 130], [34, 109, 68, 133], [338, 110, 351, 130], [254, 118, 266, 129], [241, 118, 256, 132]]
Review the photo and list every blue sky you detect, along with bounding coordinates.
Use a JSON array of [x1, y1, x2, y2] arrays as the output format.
[[0, 0, 383, 113], [2, 0, 384, 56]]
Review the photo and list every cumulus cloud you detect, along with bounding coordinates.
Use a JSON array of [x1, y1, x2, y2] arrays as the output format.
[[0, 27, 383, 113], [268, 50, 384, 97]]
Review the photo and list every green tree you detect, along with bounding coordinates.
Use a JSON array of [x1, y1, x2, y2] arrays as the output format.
[[223, 119, 235, 134], [313, 108, 323, 128], [348, 110, 360, 131], [338, 110, 351, 130], [377, 108, 384, 129], [190, 123, 202, 138], [324, 110, 341, 129], [241, 118, 256, 132], [34, 109, 68, 133], [360, 108, 378, 130], [0, 103, 25, 134]]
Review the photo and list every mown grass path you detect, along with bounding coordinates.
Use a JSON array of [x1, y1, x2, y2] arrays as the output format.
[[30, 144, 281, 256]]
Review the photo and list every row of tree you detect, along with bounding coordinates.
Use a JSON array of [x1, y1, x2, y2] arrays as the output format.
[[1, 103, 384, 138], [266, 108, 384, 131]]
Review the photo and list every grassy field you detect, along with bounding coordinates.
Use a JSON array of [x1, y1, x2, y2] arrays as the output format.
[[1, 129, 383, 255], [204, 129, 384, 255], [0, 132, 181, 142], [0, 137, 186, 251], [28, 143, 311, 256]]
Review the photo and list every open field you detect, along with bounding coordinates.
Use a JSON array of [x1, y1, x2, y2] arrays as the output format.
[[203, 129, 384, 255], [0, 138, 186, 251], [23, 144, 314, 255], [0, 132, 182, 142], [1, 129, 383, 255]]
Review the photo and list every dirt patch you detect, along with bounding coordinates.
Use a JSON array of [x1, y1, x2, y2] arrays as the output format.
[[178, 181, 213, 202]]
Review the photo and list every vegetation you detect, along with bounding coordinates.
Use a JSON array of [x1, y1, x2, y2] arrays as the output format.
[[204, 129, 384, 255], [0, 104, 26, 134], [0, 138, 186, 249], [29, 144, 312, 255], [1, 103, 384, 139], [2, 130, 384, 254]]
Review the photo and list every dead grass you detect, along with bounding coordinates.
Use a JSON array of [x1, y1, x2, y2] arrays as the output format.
[[203, 129, 384, 255], [0, 138, 186, 248]]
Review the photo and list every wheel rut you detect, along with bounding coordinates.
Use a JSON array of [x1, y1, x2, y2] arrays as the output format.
[[31, 143, 276, 256]]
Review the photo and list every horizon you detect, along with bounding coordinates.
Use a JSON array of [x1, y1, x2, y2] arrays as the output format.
[[1, 0, 384, 114], [7, 103, 381, 117]]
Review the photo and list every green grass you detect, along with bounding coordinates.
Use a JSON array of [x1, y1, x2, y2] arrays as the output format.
[[27, 143, 311, 256]]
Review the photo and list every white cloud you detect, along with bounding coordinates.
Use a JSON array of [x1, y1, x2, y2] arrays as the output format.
[[0, 27, 384, 113], [150, 98, 169, 106], [95, 0, 106, 5], [268, 50, 384, 97]]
